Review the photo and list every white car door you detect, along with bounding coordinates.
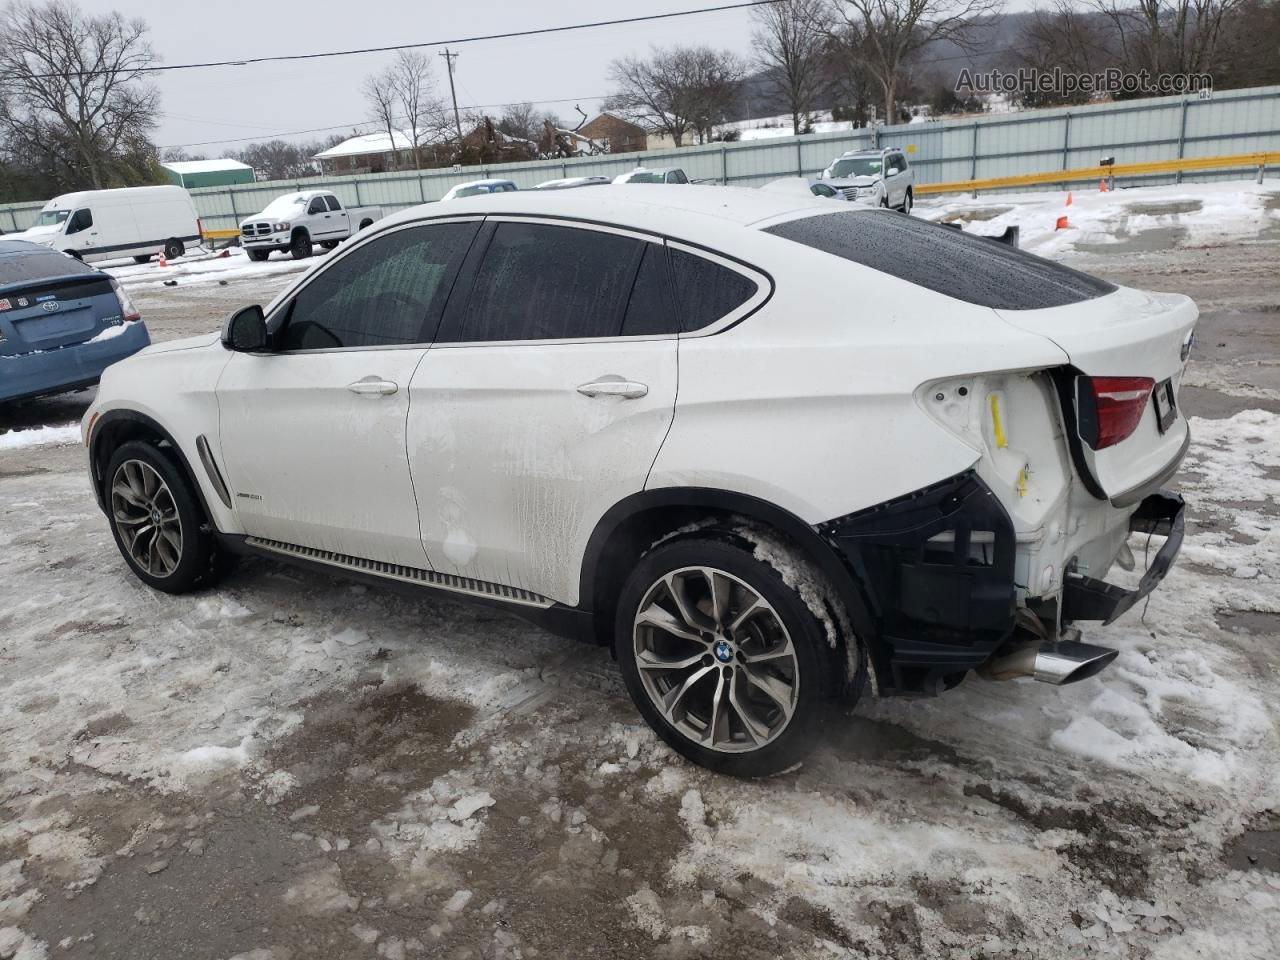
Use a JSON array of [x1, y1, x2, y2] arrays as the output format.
[[406, 218, 679, 605], [216, 219, 482, 566]]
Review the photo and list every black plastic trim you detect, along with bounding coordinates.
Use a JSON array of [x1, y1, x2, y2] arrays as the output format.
[[818, 470, 1019, 696], [1051, 366, 1107, 500], [88, 410, 214, 523], [1062, 490, 1184, 624]]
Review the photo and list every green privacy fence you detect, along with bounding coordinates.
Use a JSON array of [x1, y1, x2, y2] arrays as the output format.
[[3, 84, 1278, 235]]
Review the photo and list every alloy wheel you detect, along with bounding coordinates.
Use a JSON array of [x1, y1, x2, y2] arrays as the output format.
[[110, 459, 183, 578], [632, 565, 799, 753]]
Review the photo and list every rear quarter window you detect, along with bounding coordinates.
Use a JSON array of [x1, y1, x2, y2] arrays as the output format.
[[670, 249, 759, 332], [764, 210, 1116, 310]]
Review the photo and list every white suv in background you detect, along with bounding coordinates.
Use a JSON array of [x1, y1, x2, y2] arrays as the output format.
[[819, 148, 914, 213], [83, 187, 1194, 776]]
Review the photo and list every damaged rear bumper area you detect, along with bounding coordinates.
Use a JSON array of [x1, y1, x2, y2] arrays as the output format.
[[818, 472, 1185, 697]]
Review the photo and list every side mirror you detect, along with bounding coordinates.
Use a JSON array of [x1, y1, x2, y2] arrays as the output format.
[[222, 304, 268, 352]]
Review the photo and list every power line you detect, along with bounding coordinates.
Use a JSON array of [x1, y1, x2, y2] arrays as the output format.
[[35, 2, 780, 79]]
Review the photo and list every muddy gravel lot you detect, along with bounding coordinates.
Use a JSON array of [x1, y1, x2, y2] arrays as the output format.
[[2, 195, 1278, 960]]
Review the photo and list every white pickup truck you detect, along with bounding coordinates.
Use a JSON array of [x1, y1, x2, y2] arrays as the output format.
[[239, 190, 384, 261]]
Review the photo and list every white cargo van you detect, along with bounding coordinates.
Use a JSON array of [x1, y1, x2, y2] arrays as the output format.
[[10, 185, 202, 264]]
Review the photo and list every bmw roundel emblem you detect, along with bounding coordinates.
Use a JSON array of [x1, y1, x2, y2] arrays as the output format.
[[41, 300, 59, 312], [714, 640, 733, 663]]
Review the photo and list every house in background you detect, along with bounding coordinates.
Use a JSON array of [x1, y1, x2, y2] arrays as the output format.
[[578, 114, 647, 154], [161, 158, 255, 189], [313, 130, 417, 174]]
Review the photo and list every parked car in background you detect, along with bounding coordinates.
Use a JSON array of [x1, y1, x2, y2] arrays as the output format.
[[532, 176, 612, 190], [240, 191, 383, 262], [612, 167, 690, 184], [1, 240, 148, 403], [441, 179, 519, 201], [84, 188, 1193, 778], [819, 148, 914, 213], [6, 186, 201, 264]]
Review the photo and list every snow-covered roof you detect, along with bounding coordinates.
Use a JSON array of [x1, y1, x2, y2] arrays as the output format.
[[314, 130, 415, 160], [161, 158, 253, 174]]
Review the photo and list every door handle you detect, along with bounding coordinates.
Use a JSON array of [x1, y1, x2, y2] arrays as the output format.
[[577, 376, 648, 400], [347, 376, 398, 396]]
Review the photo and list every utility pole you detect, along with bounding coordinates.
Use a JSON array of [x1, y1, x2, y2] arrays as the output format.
[[439, 48, 464, 145]]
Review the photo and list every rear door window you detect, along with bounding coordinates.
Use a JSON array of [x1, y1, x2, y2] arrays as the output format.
[[669, 248, 759, 332], [621, 243, 678, 337], [325, 196, 343, 211], [453, 221, 641, 342], [279, 221, 479, 350]]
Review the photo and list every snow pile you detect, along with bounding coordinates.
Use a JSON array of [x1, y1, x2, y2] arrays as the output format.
[[917, 180, 1280, 258], [0, 423, 80, 451], [84, 319, 141, 344]]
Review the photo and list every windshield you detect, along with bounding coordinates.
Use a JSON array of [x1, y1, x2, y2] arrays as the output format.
[[260, 195, 308, 218], [829, 157, 882, 178], [625, 172, 665, 184], [33, 210, 70, 228]]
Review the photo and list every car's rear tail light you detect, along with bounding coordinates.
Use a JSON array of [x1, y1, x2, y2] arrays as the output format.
[[109, 277, 141, 323], [1078, 376, 1154, 449]]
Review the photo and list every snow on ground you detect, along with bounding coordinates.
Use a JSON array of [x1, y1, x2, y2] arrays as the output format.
[[916, 180, 1280, 260], [0, 423, 79, 450], [97, 246, 322, 292]]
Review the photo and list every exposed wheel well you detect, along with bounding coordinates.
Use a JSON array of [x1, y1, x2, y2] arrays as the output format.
[[90, 414, 210, 525], [359, 218, 373, 230], [582, 491, 877, 697], [291, 227, 310, 242]]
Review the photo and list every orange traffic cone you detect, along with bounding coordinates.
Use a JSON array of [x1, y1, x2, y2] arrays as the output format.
[[1099, 179, 1108, 193], [219, 249, 231, 258], [1055, 215, 1070, 231], [1065, 191, 1073, 206], [158, 251, 168, 267]]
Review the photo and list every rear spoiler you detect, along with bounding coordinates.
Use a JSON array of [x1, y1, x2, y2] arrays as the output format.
[[938, 222, 1020, 248]]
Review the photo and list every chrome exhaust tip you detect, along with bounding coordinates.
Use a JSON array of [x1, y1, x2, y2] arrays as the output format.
[[979, 632, 1118, 686]]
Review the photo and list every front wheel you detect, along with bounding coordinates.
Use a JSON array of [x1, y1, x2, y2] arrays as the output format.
[[290, 232, 312, 259], [615, 534, 850, 777], [247, 249, 270, 262], [103, 441, 231, 594]]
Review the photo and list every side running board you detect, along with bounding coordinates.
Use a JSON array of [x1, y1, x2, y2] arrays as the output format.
[[244, 536, 554, 609]]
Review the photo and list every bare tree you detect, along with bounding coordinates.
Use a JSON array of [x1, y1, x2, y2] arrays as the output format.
[[606, 46, 746, 147], [1014, 0, 1119, 106], [0, 0, 160, 190], [1083, 0, 1243, 79], [828, 0, 1003, 124], [496, 101, 538, 142], [752, 0, 829, 134], [363, 66, 401, 171], [391, 50, 447, 167]]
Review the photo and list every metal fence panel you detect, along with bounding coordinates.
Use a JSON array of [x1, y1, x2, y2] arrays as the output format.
[[3, 84, 1278, 234]]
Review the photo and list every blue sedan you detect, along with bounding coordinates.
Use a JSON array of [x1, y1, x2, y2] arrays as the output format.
[[0, 240, 150, 404]]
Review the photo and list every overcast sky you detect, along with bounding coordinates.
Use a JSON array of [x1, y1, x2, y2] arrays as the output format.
[[76, 0, 772, 155]]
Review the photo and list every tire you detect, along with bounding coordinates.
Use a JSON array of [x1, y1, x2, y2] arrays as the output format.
[[615, 533, 850, 777], [290, 231, 312, 260], [248, 249, 270, 262], [133, 254, 153, 264], [900, 188, 913, 215], [320, 240, 339, 250], [163, 238, 184, 260], [879, 195, 889, 209], [103, 440, 231, 594]]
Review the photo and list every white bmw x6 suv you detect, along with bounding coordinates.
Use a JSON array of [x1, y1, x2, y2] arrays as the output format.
[[83, 187, 1195, 776]]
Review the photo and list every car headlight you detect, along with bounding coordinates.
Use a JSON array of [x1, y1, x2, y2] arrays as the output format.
[[274, 222, 290, 232]]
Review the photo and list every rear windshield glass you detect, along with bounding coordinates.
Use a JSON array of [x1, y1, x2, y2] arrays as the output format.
[[764, 211, 1116, 310], [625, 172, 665, 183], [0, 249, 94, 286]]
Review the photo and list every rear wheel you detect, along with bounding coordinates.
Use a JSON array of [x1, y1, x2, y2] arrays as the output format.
[[163, 238, 184, 260], [615, 534, 850, 777], [247, 249, 270, 262], [320, 240, 339, 250], [290, 231, 312, 260], [900, 188, 913, 215], [103, 441, 232, 594]]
